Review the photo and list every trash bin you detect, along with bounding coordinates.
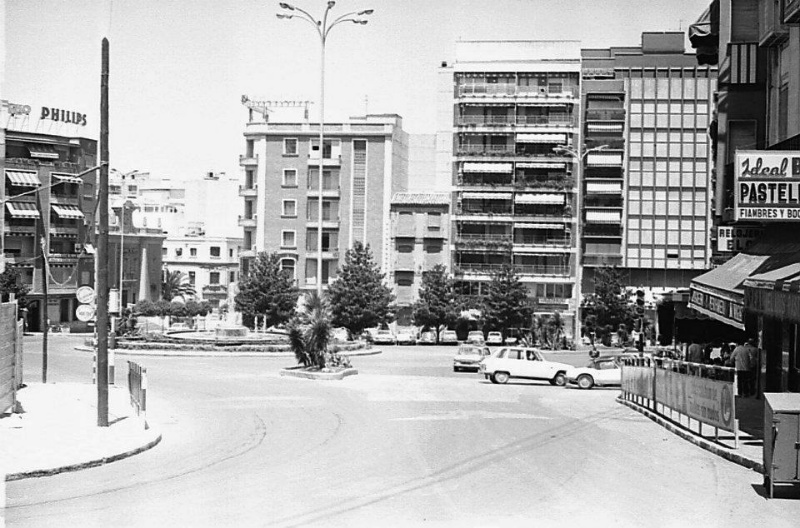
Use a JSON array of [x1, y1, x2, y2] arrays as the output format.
[[763, 393, 800, 498]]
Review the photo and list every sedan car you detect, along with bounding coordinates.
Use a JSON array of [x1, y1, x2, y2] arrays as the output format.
[[453, 344, 491, 372], [486, 331, 503, 345], [396, 330, 417, 345], [372, 329, 397, 345], [466, 331, 485, 345], [566, 356, 623, 389], [480, 347, 571, 386], [440, 330, 459, 345]]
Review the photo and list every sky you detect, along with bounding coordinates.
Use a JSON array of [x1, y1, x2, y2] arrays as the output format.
[[3, 0, 712, 184]]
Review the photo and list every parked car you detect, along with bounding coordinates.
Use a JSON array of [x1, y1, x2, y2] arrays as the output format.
[[453, 344, 491, 372], [372, 329, 397, 345], [566, 355, 623, 389], [466, 331, 485, 345], [331, 327, 349, 342], [418, 331, 436, 345], [486, 331, 503, 345], [396, 329, 417, 345], [440, 329, 459, 345], [479, 347, 571, 386]]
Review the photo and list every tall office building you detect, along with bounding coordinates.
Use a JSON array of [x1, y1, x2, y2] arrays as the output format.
[[580, 33, 718, 295], [440, 41, 582, 337], [239, 113, 408, 289]]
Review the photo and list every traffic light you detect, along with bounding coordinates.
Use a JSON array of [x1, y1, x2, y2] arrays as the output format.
[[635, 289, 645, 316]]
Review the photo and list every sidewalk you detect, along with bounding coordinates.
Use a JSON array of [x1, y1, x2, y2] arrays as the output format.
[[619, 394, 764, 473], [1, 383, 161, 481]]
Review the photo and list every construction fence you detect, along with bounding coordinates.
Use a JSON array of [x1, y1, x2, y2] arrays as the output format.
[[0, 301, 24, 415]]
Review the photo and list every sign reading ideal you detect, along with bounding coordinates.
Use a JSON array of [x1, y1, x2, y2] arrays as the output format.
[[735, 151, 800, 221]]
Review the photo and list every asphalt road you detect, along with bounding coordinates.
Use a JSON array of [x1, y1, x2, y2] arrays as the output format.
[[5, 337, 800, 527]]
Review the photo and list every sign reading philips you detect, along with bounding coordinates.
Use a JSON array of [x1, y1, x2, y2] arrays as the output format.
[[40, 107, 87, 126], [735, 151, 800, 221]]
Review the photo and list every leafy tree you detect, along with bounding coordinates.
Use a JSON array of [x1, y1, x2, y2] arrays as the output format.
[[234, 252, 299, 329], [328, 241, 394, 339], [483, 265, 531, 341], [581, 266, 636, 345], [0, 268, 29, 308], [411, 264, 456, 342], [161, 269, 196, 301]]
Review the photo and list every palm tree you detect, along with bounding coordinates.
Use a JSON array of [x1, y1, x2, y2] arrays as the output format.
[[547, 311, 565, 350], [161, 268, 196, 301], [288, 291, 335, 370]]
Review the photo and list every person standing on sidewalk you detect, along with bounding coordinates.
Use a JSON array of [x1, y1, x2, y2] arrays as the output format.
[[728, 340, 753, 396], [687, 339, 704, 364], [745, 338, 759, 397]]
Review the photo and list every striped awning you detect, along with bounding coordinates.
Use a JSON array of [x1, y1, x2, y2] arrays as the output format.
[[586, 152, 623, 166], [52, 204, 85, 219], [461, 192, 512, 200], [461, 162, 513, 174], [514, 193, 565, 205], [6, 170, 41, 187], [514, 223, 565, 230], [587, 123, 624, 132], [27, 144, 59, 159], [586, 210, 621, 223], [516, 161, 567, 169], [6, 202, 40, 219], [516, 133, 566, 144], [53, 173, 83, 184], [586, 182, 623, 193]]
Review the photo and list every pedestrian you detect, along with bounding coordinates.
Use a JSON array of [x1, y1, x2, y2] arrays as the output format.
[[746, 338, 759, 397], [687, 339, 704, 364], [727, 340, 753, 396]]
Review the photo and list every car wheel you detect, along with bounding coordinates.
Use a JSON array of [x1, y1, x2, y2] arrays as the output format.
[[493, 371, 510, 384], [577, 374, 594, 390], [552, 372, 567, 387], [453, 367, 460, 372]]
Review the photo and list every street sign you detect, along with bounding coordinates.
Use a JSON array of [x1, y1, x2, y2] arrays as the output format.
[[75, 304, 96, 322], [76, 286, 96, 305]]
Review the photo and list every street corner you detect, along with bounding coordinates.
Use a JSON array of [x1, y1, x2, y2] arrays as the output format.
[[3, 382, 162, 481]]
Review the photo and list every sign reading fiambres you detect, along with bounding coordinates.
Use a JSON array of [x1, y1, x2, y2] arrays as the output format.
[[735, 151, 800, 221]]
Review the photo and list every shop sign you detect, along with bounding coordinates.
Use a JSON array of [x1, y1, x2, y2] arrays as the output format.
[[40, 106, 87, 126], [6, 102, 31, 116], [734, 151, 800, 221], [716, 226, 764, 252], [689, 287, 744, 328]]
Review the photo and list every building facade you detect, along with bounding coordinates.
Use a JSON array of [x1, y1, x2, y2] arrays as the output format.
[[440, 40, 582, 337], [239, 114, 408, 289], [389, 192, 450, 325], [162, 234, 240, 309]]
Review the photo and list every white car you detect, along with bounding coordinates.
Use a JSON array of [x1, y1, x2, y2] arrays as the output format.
[[479, 347, 571, 386], [440, 330, 459, 345], [453, 344, 491, 372], [372, 329, 397, 345], [466, 331, 485, 345], [486, 331, 503, 345], [566, 356, 623, 389], [396, 330, 417, 345]]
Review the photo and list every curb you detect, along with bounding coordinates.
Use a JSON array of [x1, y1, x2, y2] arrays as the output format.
[[5, 428, 162, 482], [74, 345, 382, 358], [617, 397, 764, 474], [279, 367, 359, 380]]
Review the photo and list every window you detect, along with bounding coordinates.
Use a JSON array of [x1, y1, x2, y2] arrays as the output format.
[[161, 247, 167, 257], [281, 230, 296, 248], [176, 247, 183, 257], [283, 169, 298, 187], [282, 199, 297, 217], [280, 258, 296, 279], [427, 212, 441, 230], [190, 247, 197, 257], [229, 249, 234, 257], [210, 246, 221, 258], [229, 271, 236, 283], [209, 272, 220, 284], [283, 138, 298, 155], [188, 271, 196, 285]]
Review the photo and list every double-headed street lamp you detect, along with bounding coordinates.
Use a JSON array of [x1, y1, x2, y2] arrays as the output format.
[[552, 144, 609, 343], [277, 1, 373, 296]]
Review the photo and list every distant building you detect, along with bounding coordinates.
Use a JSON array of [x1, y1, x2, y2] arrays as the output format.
[[389, 192, 450, 325], [238, 113, 408, 289]]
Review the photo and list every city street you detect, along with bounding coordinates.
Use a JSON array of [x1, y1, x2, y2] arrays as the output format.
[[5, 336, 800, 527]]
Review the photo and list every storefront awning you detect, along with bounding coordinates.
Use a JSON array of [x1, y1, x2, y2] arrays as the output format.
[[26, 144, 59, 159], [514, 193, 565, 205], [52, 204, 85, 219], [744, 263, 800, 292], [516, 161, 567, 169], [516, 133, 566, 144], [460, 192, 512, 200], [5, 202, 40, 219], [587, 123, 624, 133], [586, 182, 622, 193], [585, 210, 621, 223], [689, 253, 771, 330], [461, 162, 513, 174], [53, 173, 83, 184], [586, 153, 623, 166], [688, 0, 719, 65], [6, 170, 41, 187]]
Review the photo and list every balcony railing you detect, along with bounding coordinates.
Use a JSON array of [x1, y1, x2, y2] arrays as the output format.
[[458, 176, 514, 187], [239, 154, 258, 166], [455, 115, 576, 127], [307, 186, 341, 197], [238, 184, 258, 196], [516, 115, 575, 127], [513, 237, 572, 247], [583, 254, 623, 266], [238, 215, 257, 227], [455, 263, 571, 276], [514, 178, 574, 190], [457, 85, 579, 99], [456, 205, 514, 215], [457, 145, 515, 156], [585, 109, 625, 121], [455, 233, 513, 248]]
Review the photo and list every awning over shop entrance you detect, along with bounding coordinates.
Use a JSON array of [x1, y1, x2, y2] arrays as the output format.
[[689, 252, 770, 330], [26, 144, 59, 159]]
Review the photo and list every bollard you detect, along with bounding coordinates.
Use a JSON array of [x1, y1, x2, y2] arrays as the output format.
[[109, 347, 115, 385]]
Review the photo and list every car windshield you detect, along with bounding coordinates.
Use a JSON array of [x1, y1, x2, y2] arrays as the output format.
[[458, 346, 481, 355]]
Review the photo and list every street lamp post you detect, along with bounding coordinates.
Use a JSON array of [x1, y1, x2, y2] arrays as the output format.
[[277, 1, 373, 297], [552, 144, 608, 344]]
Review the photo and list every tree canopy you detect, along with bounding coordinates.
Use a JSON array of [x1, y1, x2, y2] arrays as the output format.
[[327, 241, 394, 338], [483, 265, 531, 339], [161, 269, 196, 301], [234, 252, 299, 329], [411, 264, 456, 341], [581, 266, 636, 345], [0, 267, 30, 308]]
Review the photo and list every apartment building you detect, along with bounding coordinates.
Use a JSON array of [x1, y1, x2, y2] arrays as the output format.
[[1, 100, 98, 331], [389, 192, 450, 325], [239, 113, 408, 289], [580, 33, 718, 294], [439, 40, 582, 337]]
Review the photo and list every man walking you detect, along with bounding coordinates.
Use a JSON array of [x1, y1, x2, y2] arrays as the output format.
[[728, 340, 753, 396], [687, 339, 704, 364]]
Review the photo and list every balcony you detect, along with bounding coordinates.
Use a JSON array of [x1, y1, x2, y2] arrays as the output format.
[[455, 233, 513, 249], [238, 184, 258, 197], [514, 177, 574, 191], [585, 109, 625, 121], [457, 144, 515, 156], [517, 115, 575, 127], [306, 217, 339, 229], [307, 186, 341, 198], [239, 247, 256, 258], [457, 84, 579, 100], [47, 252, 80, 264], [238, 215, 257, 227], [306, 249, 340, 260], [49, 226, 80, 236], [394, 254, 416, 272], [582, 225, 623, 238], [786, 0, 800, 23], [454, 263, 571, 276], [456, 205, 514, 216], [3, 255, 35, 266], [50, 195, 80, 206], [202, 284, 228, 298], [760, 0, 789, 46], [513, 236, 572, 248], [307, 155, 342, 167], [456, 115, 515, 127], [454, 115, 576, 128], [4, 224, 37, 234], [458, 175, 514, 189], [239, 154, 258, 166], [582, 254, 623, 266]]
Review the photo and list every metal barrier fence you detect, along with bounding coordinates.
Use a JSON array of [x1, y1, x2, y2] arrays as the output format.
[[621, 357, 739, 448], [0, 301, 23, 415], [127, 360, 148, 426]]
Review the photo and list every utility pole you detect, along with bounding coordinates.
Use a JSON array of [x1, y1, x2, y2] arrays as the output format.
[[39, 236, 48, 383], [96, 38, 110, 427]]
